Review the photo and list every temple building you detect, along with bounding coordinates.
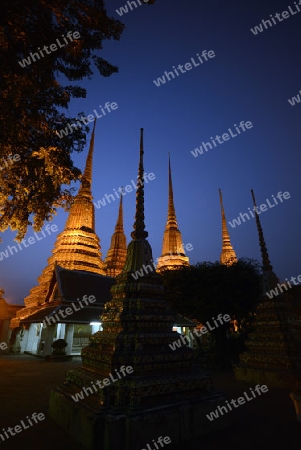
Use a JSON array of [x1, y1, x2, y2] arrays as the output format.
[[156, 154, 189, 272], [219, 188, 237, 266], [234, 189, 301, 388], [9, 121, 116, 356]]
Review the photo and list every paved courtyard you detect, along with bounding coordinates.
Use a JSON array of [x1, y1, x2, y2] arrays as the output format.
[[0, 355, 299, 449]]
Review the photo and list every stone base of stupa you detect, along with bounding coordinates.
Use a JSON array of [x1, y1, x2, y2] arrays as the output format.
[[234, 364, 298, 389], [49, 387, 229, 450]]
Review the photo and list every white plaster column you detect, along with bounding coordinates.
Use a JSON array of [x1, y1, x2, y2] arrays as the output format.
[[19, 328, 29, 353], [25, 324, 39, 353], [42, 325, 56, 356], [36, 323, 48, 355], [65, 324, 74, 355], [58, 323, 66, 339]]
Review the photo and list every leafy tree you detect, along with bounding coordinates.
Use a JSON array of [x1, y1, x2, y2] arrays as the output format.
[[161, 258, 262, 366], [1, 0, 124, 240]]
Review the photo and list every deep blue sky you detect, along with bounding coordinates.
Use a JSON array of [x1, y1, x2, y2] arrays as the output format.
[[2, 0, 301, 304]]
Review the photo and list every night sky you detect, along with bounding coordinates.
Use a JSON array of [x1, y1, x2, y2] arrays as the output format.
[[2, 0, 301, 304]]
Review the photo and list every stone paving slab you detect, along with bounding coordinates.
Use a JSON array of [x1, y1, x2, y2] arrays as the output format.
[[0, 355, 300, 450]]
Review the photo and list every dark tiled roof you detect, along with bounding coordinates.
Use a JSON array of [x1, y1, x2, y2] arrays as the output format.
[[21, 266, 116, 325], [55, 265, 115, 304], [22, 306, 58, 323], [174, 314, 198, 326]]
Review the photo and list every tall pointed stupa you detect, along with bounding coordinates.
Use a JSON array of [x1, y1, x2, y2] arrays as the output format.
[[250, 189, 278, 292], [105, 193, 127, 277], [156, 154, 189, 272], [219, 188, 237, 266], [234, 189, 301, 388], [21, 120, 106, 310], [49, 129, 226, 450]]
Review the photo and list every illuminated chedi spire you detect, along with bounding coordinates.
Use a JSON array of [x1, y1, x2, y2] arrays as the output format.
[[23, 120, 106, 308], [219, 188, 237, 266], [104, 192, 127, 277], [156, 154, 189, 273]]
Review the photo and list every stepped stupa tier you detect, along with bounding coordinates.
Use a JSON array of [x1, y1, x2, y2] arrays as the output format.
[[234, 189, 301, 388], [49, 129, 226, 450], [105, 193, 127, 277], [156, 154, 189, 272], [219, 188, 237, 266], [11, 121, 106, 326]]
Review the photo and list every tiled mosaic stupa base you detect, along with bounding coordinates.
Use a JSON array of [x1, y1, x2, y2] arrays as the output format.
[[49, 386, 228, 450], [234, 189, 301, 389], [234, 294, 301, 389]]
